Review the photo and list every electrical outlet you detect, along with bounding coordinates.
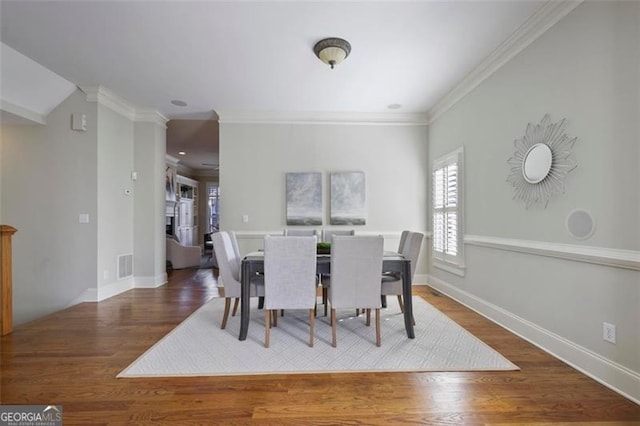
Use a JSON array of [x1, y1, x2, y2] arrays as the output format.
[[603, 322, 616, 344]]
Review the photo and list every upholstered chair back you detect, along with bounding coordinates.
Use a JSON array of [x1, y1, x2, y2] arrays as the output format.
[[264, 236, 317, 310], [321, 229, 355, 244], [329, 235, 384, 310], [402, 231, 424, 279], [283, 228, 319, 237], [212, 231, 241, 297]]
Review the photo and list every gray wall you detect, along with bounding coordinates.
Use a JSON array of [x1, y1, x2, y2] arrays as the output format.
[[1, 90, 98, 324], [219, 121, 430, 280], [1, 88, 167, 324], [427, 2, 639, 400], [133, 121, 167, 286], [97, 104, 135, 294]]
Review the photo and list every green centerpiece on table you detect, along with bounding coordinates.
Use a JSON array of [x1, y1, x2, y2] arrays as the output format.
[[316, 242, 331, 254]]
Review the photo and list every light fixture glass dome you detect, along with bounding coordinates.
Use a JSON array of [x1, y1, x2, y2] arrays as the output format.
[[314, 38, 351, 69]]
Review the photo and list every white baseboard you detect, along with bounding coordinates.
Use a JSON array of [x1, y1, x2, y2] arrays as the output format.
[[70, 278, 135, 304], [66, 274, 166, 308], [96, 277, 134, 301], [67, 288, 98, 306], [427, 274, 640, 405], [135, 273, 168, 288], [413, 274, 428, 285]]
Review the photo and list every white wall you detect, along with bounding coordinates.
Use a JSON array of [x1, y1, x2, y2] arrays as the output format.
[[427, 2, 640, 401], [0, 90, 98, 324], [219, 121, 429, 279]]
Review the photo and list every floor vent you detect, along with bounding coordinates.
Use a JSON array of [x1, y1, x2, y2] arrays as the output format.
[[117, 254, 133, 280]]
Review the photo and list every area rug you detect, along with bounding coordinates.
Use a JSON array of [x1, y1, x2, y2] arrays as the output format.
[[118, 297, 518, 377]]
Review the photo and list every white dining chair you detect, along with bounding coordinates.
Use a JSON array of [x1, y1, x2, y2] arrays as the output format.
[[398, 230, 410, 254], [382, 231, 423, 316], [263, 235, 318, 348], [212, 231, 264, 329], [327, 235, 384, 347], [318, 229, 355, 315], [320, 229, 354, 243], [283, 228, 319, 237]]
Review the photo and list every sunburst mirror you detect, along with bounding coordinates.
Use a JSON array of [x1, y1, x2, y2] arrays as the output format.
[[507, 114, 577, 208]]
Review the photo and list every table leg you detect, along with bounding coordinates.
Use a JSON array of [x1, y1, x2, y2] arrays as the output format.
[[402, 260, 415, 339], [239, 260, 251, 341]]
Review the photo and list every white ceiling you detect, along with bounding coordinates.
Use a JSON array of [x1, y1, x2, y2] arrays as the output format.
[[0, 0, 545, 120]]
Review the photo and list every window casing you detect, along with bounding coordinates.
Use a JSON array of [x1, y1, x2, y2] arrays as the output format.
[[432, 147, 465, 276]]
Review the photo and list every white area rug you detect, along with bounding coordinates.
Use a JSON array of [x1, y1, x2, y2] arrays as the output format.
[[118, 297, 518, 377]]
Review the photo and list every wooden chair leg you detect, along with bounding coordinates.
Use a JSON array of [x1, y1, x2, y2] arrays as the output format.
[[331, 308, 337, 348], [366, 309, 371, 326], [221, 298, 231, 329], [397, 295, 405, 313], [232, 298, 240, 316], [264, 309, 270, 348], [375, 308, 381, 347], [309, 309, 315, 347]]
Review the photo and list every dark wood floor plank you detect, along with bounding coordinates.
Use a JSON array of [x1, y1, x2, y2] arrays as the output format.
[[1, 267, 639, 425]]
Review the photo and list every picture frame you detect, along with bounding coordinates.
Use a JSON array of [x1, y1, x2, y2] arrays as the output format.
[[286, 172, 323, 225], [330, 171, 366, 225]]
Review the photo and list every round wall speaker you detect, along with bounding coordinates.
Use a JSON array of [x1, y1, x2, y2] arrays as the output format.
[[566, 209, 595, 240]]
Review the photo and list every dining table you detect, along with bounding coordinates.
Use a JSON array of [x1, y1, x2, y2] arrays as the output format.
[[239, 251, 414, 341]]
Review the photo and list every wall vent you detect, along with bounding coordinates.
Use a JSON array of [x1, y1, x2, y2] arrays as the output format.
[[117, 254, 133, 280]]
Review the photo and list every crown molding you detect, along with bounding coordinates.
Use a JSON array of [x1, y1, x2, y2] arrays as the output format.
[[79, 85, 166, 126], [428, 0, 583, 124], [193, 169, 219, 179], [176, 163, 195, 176], [165, 154, 180, 167], [135, 109, 168, 128], [80, 85, 136, 120], [218, 110, 429, 126], [0, 99, 46, 125]]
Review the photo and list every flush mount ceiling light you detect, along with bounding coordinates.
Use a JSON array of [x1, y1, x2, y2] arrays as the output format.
[[313, 38, 351, 69]]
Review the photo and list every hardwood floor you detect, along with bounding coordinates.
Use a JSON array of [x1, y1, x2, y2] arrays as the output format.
[[1, 267, 639, 425]]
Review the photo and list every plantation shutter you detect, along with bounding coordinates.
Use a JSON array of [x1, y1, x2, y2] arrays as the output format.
[[432, 148, 463, 270]]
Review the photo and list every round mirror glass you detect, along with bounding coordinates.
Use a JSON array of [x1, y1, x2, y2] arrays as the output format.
[[522, 143, 553, 184]]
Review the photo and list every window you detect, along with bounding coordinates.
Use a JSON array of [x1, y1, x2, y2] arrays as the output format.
[[207, 184, 220, 232], [432, 147, 465, 276]]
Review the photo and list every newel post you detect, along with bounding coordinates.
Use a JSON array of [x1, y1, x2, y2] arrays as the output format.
[[1, 225, 18, 336]]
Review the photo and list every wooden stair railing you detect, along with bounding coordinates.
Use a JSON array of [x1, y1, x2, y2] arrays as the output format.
[[1, 225, 17, 336]]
